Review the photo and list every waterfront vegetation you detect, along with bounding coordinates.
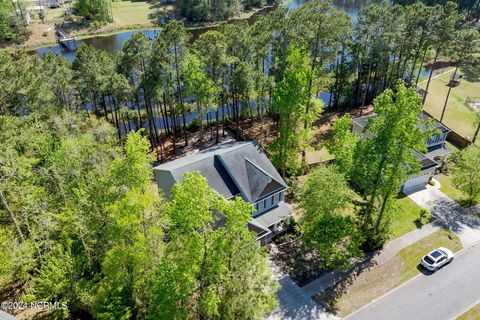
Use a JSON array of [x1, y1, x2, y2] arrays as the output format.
[[1, 0, 480, 318]]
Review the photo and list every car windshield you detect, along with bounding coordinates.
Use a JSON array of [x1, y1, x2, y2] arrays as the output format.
[[437, 249, 447, 256], [430, 250, 442, 259], [424, 256, 436, 264]]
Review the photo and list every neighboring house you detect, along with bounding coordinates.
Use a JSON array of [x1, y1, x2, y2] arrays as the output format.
[[352, 112, 451, 191], [153, 141, 292, 245]]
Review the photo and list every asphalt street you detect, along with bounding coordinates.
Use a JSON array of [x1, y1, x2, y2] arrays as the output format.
[[0, 311, 16, 320], [347, 243, 480, 320]]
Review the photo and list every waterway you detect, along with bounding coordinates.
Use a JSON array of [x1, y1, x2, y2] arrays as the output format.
[[35, 0, 429, 128], [34, 0, 381, 59]]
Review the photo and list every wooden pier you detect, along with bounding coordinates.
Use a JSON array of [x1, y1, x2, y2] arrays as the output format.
[[55, 25, 75, 46]]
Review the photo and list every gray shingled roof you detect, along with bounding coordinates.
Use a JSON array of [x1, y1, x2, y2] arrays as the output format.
[[419, 113, 450, 134], [153, 141, 287, 202], [427, 143, 452, 159], [254, 202, 291, 228], [353, 113, 443, 170], [353, 113, 450, 134]]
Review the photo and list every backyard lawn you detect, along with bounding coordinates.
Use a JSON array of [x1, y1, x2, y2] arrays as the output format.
[[457, 304, 480, 320], [391, 196, 433, 240], [305, 148, 334, 165], [316, 229, 462, 317], [112, 1, 157, 26], [419, 67, 480, 145]]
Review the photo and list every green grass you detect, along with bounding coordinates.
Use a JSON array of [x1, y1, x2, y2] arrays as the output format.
[[390, 196, 433, 240], [112, 1, 156, 26], [457, 304, 480, 320], [438, 174, 479, 207], [396, 229, 462, 283], [319, 229, 462, 317], [438, 174, 465, 204], [305, 148, 334, 165], [419, 68, 480, 145]]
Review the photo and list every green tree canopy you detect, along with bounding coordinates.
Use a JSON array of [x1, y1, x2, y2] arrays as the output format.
[[270, 46, 322, 177], [75, 0, 112, 23], [148, 171, 278, 320], [328, 115, 359, 177], [299, 165, 363, 269], [451, 146, 480, 206], [354, 82, 432, 249]]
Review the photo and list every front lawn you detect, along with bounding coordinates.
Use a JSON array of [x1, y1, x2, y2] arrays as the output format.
[[315, 229, 462, 317], [438, 174, 479, 207], [419, 68, 480, 145], [457, 304, 480, 320], [390, 196, 433, 240]]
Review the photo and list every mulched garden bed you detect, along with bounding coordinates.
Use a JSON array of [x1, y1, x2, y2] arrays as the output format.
[[270, 233, 332, 287]]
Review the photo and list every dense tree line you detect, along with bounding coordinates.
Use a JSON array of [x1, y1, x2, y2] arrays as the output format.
[[4, 1, 476, 167], [393, 0, 480, 20], [0, 110, 277, 318], [0, 0, 28, 43], [75, 0, 113, 24], [298, 83, 433, 267], [0, 3, 479, 315], [180, 0, 280, 21]]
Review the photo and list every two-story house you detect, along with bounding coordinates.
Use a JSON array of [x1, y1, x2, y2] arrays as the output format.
[[153, 141, 292, 245], [352, 112, 451, 191]]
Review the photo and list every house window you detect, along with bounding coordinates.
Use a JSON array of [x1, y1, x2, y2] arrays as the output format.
[[264, 199, 267, 208], [258, 201, 264, 211], [271, 195, 275, 205]]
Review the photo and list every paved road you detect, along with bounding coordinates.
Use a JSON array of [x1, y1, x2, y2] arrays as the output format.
[[347, 243, 480, 320], [407, 183, 480, 247], [0, 311, 16, 320]]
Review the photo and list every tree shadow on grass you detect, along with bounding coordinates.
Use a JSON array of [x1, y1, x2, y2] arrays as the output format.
[[312, 252, 378, 315], [148, 0, 179, 25]]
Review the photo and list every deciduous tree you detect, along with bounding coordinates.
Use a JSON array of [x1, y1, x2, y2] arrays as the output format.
[[328, 115, 359, 177], [451, 146, 480, 206], [299, 165, 363, 269], [354, 82, 432, 249], [148, 171, 278, 319]]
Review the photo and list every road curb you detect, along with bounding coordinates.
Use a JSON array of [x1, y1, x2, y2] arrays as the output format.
[[343, 242, 478, 319], [450, 297, 480, 320], [343, 272, 423, 319]]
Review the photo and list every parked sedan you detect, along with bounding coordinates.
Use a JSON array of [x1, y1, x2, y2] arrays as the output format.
[[420, 247, 454, 272]]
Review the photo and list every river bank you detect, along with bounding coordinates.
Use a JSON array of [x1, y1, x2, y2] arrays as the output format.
[[1, 0, 288, 52]]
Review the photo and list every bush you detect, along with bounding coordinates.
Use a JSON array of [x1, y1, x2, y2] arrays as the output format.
[[187, 118, 202, 132]]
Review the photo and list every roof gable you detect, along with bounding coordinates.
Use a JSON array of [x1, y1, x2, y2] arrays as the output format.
[[245, 159, 284, 202], [153, 141, 287, 203]]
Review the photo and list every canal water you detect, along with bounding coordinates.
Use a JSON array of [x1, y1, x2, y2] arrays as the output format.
[[35, 0, 426, 129], [34, 0, 381, 59]]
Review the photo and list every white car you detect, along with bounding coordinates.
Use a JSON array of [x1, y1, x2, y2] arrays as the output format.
[[420, 247, 454, 272]]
